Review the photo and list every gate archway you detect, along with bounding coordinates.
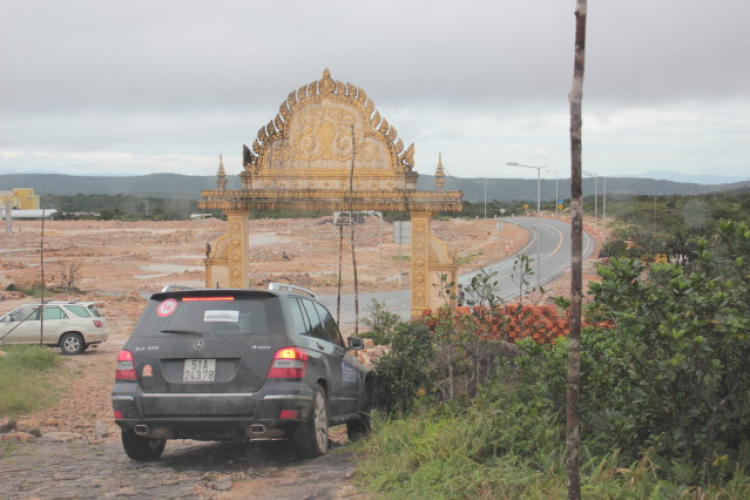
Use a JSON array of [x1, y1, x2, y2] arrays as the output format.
[[198, 69, 462, 318]]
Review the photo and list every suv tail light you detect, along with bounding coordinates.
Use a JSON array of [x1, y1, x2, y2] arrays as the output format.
[[93, 320, 104, 328], [267, 347, 308, 379], [115, 350, 137, 380]]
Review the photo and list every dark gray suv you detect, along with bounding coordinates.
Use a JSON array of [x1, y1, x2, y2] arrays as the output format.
[[111, 283, 372, 461]]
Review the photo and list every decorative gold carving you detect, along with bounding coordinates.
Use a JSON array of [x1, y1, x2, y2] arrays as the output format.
[[411, 215, 429, 310], [199, 188, 462, 213], [248, 69, 416, 181], [378, 118, 389, 135], [386, 125, 397, 142], [319, 69, 335, 94], [398, 143, 415, 170], [269, 103, 382, 165]]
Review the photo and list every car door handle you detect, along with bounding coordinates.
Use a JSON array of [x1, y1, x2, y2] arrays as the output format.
[[316, 342, 325, 350]]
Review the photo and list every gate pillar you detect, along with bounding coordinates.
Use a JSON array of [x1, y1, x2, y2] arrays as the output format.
[[204, 210, 249, 289], [410, 212, 459, 318]]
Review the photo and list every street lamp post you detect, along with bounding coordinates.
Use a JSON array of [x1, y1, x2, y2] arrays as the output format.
[[584, 171, 607, 244], [584, 171, 597, 224], [507, 162, 543, 289], [483, 181, 487, 219], [549, 170, 559, 220], [584, 171, 599, 239], [602, 177, 607, 244]]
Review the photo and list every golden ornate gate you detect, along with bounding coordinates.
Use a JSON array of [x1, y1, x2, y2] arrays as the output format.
[[198, 69, 462, 317]]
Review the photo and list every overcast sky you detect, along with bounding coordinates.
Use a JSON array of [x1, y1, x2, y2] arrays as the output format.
[[1, 0, 749, 182]]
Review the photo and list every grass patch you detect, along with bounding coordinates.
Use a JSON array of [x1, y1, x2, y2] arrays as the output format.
[[0, 345, 65, 418], [388, 255, 411, 262], [353, 401, 750, 499], [454, 252, 481, 266]]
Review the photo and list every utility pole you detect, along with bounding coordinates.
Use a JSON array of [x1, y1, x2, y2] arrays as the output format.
[[4, 198, 11, 234], [566, 1, 587, 498], [349, 126, 359, 335], [40, 203, 46, 345]]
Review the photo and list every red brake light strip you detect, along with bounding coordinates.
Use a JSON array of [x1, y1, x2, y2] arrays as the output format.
[[181, 297, 235, 302]]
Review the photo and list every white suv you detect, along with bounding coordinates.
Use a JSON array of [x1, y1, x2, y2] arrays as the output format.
[[0, 301, 109, 354]]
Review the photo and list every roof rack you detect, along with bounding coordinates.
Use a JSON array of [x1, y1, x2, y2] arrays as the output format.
[[268, 282, 317, 299], [161, 284, 200, 293]]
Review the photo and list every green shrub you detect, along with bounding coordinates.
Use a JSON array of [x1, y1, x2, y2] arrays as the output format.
[[501, 220, 750, 485], [360, 299, 402, 345], [372, 321, 434, 416], [584, 247, 750, 482]]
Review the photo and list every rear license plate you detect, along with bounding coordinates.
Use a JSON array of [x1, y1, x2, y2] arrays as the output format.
[[183, 359, 216, 382]]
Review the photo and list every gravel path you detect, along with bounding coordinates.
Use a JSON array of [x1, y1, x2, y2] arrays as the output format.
[[0, 438, 362, 499]]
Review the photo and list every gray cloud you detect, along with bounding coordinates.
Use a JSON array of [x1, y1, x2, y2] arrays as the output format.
[[1, 0, 748, 179]]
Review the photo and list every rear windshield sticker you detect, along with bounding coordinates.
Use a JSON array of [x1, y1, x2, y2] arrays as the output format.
[[204, 310, 239, 323], [157, 299, 178, 317]]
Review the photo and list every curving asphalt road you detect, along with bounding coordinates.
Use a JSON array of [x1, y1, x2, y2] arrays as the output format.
[[320, 217, 594, 329]]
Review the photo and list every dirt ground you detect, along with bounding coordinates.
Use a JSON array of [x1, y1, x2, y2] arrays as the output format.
[[1, 216, 552, 499], [1, 216, 529, 297]]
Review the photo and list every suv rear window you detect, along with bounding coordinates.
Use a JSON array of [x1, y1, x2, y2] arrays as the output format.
[[87, 304, 103, 318], [131, 294, 284, 337]]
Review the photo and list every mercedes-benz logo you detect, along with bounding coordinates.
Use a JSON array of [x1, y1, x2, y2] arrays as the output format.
[[193, 340, 205, 351]]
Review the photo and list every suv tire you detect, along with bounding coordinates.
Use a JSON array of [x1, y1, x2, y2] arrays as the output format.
[[60, 332, 85, 355], [296, 384, 329, 458], [121, 430, 166, 461]]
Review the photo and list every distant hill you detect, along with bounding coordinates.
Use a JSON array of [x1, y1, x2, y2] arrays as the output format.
[[0, 173, 241, 199], [637, 170, 749, 185], [417, 175, 750, 203], [1, 172, 749, 204]]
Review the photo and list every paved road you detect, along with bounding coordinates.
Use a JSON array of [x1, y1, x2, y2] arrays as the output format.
[[321, 217, 593, 328]]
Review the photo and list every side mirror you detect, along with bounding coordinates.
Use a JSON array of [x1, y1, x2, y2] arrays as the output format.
[[347, 337, 364, 351]]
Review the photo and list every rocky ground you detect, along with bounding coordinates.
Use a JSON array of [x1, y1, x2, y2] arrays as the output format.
[[0, 216, 597, 499]]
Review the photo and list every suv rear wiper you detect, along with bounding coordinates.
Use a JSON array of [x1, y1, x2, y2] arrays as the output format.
[[160, 329, 205, 336]]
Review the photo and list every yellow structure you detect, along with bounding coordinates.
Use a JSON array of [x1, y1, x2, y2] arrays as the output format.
[[0, 188, 40, 210], [199, 69, 463, 317], [434, 152, 447, 190]]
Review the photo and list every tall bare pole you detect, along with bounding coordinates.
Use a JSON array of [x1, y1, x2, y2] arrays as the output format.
[[567, 1, 587, 499], [349, 126, 359, 335], [4, 198, 12, 234], [336, 222, 344, 326], [40, 203, 46, 345]]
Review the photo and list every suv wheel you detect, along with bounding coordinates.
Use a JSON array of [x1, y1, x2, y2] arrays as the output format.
[[121, 430, 166, 461], [296, 384, 329, 458], [347, 379, 373, 440], [60, 332, 85, 355]]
